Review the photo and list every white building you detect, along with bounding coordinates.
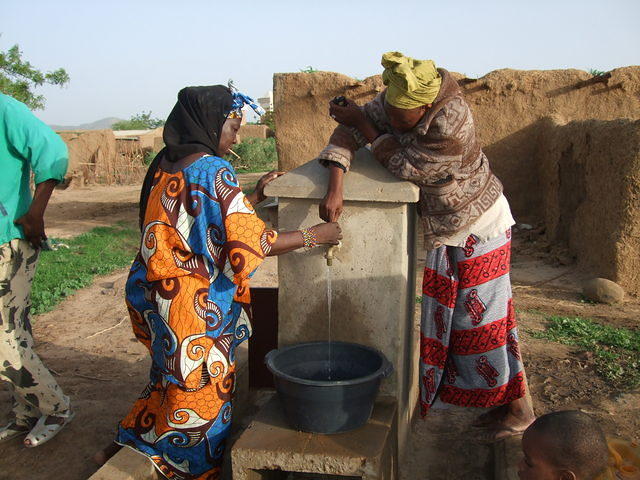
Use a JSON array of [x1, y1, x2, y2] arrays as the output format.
[[257, 91, 273, 112]]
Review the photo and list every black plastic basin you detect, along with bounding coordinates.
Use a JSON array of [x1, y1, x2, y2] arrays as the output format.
[[265, 341, 393, 434]]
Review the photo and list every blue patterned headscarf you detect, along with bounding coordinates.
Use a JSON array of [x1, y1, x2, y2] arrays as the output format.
[[228, 81, 265, 119], [140, 83, 264, 229]]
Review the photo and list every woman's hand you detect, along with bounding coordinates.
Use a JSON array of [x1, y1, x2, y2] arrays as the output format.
[[329, 98, 381, 143], [329, 98, 366, 129], [310, 222, 342, 245], [319, 189, 343, 222], [248, 170, 284, 204]]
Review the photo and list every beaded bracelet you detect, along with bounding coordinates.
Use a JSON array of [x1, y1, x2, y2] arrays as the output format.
[[300, 228, 318, 249]]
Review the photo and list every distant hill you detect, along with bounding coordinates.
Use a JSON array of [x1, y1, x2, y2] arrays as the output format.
[[49, 117, 124, 131]]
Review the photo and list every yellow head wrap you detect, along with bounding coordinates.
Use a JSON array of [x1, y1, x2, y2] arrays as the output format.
[[381, 51, 442, 109]]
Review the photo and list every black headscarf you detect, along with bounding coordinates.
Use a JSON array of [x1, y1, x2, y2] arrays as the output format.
[[139, 85, 234, 229]]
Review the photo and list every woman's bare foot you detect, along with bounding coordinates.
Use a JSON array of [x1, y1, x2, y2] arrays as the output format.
[[472, 405, 509, 428], [93, 443, 122, 466], [480, 398, 535, 442]]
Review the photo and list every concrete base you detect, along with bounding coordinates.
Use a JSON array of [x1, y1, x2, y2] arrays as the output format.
[[231, 395, 398, 480], [493, 435, 522, 480], [87, 447, 159, 480]]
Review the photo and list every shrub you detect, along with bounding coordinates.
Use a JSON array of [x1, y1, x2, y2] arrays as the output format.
[[227, 137, 277, 173]]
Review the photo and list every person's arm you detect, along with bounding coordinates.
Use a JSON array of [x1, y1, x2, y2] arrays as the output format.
[[321, 98, 381, 215], [267, 222, 342, 256], [317, 100, 372, 222], [328, 99, 381, 144], [14, 179, 57, 248], [319, 165, 344, 222], [4, 97, 69, 248], [245, 170, 285, 206]]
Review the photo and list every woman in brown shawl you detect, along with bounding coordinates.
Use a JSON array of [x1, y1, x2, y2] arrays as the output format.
[[316, 52, 535, 440]]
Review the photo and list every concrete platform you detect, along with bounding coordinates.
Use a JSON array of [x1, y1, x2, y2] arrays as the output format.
[[231, 395, 398, 480], [492, 435, 522, 480], [87, 447, 159, 480]]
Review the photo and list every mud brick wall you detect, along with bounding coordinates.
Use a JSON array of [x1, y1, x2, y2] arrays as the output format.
[[273, 67, 640, 221], [537, 117, 640, 295]]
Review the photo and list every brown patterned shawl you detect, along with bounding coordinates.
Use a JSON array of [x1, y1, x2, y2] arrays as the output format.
[[317, 69, 503, 250]]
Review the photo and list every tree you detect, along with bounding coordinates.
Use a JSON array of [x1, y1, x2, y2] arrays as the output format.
[[260, 111, 275, 132], [0, 43, 70, 110], [112, 111, 165, 130]]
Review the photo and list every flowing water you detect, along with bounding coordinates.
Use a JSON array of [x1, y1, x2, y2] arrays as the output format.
[[326, 264, 333, 379]]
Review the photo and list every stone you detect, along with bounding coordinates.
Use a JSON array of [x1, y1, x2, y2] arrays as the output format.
[[230, 395, 398, 480], [582, 278, 625, 304]]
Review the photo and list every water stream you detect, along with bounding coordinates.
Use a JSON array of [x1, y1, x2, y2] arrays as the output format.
[[326, 264, 332, 380]]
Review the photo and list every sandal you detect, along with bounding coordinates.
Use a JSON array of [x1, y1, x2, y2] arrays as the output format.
[[24, 411, 75, 448], [0, 421, 32, 443]]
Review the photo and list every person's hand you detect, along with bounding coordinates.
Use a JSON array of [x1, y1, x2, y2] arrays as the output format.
[[14, 212, 46, 249], [319, 189, 343, 222], [329, 98, 366, 129], [252, 170, 285, 203], [310, 222, 342, 245]]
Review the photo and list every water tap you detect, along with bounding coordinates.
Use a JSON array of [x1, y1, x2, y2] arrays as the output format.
[[324, 241, 342, 266]]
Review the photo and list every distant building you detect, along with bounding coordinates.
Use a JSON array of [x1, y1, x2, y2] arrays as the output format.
[[257, 91, 273, 112]]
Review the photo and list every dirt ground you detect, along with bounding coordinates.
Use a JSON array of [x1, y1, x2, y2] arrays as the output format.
[[0, 184, 637, 480]]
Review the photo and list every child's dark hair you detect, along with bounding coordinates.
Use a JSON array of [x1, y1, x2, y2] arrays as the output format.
[[527, 411, 608, 479]]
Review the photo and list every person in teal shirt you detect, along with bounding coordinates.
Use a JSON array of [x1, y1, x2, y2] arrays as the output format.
[[0, 93, 73, 447]]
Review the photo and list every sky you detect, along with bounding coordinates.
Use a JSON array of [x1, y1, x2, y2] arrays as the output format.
[[2, 0, 639, 126]]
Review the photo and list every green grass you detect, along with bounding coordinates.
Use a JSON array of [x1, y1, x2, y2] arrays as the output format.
[[31, 223, 139, 315], [531, 316, 640, 390], [588, 68, 607, 77], [227, 137, 277, 173]]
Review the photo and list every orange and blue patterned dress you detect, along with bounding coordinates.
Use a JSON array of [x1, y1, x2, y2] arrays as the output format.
[[116, 155, 276, 479]]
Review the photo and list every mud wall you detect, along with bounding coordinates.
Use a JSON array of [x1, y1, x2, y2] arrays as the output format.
[[58, 130, 117, 185], [58, 130, 146, 185], [138, 127, 163, 150], [239, 124, 273, 140], [273, 67, 640, 220], [536, 117, 640, 295]]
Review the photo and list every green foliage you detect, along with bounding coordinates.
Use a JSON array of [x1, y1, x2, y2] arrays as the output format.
[[144, 150, 158, 165], [300, 66, 318, 73], [260, 111, 276, 132], [226, 137, 277, 173], [112, 111, 165, 130], [531, 316, 640, 390], [578, 294, 597, 305], [588, 68, 607, 77], [0, 43, 69, 110], [31, 224, 139, 315]]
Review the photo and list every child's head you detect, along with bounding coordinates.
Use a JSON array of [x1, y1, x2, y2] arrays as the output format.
[[518, 411, 608, 480]]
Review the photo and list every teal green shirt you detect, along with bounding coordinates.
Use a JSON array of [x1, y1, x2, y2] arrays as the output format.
[[0, 93, 68, 245]]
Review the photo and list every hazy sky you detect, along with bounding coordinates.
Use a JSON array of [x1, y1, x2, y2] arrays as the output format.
[[3, 0, 639, 125]]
